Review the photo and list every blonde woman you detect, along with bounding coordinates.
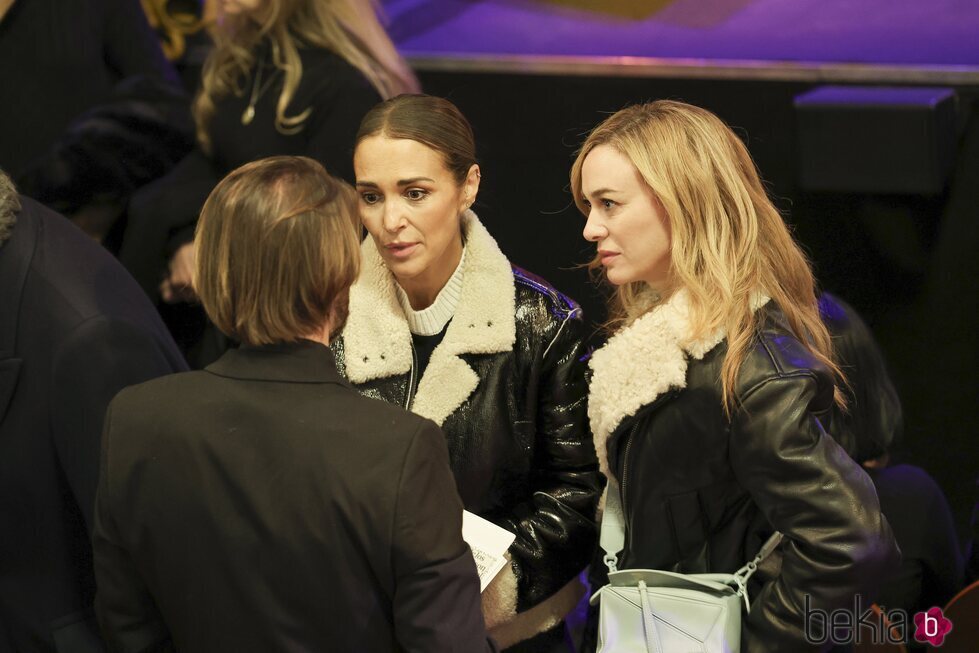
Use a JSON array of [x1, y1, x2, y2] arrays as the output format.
[[573, 101, 899, 651], [121, 0, 418, 315]]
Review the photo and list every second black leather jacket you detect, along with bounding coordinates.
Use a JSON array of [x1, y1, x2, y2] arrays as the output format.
[[818, 292, 903, 463], [588, 291, 900, 652], [331, 213, 602, 647]]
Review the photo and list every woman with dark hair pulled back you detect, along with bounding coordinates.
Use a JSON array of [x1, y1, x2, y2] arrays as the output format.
[[331, 94, 602, 651]]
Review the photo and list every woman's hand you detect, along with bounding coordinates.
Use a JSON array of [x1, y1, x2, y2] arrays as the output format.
[[160, 242, 197, 304]]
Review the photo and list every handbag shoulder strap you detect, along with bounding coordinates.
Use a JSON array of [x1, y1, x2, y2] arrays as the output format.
[[732, 531, 783, 612], [599, 482, 626, 573], [734, 531, 783, 582], [599, 482, 783, 577]]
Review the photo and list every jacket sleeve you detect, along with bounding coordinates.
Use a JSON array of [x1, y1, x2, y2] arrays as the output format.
[[391, 420, 498, 653], [92, 401, 175, 653], [729, 372, 901, 652], [501, 310, 603, 609]]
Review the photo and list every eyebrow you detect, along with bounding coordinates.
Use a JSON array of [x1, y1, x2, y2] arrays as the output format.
[[586, 187, 621, 198], [355, 177, 436, 188], [397, 177, 435, 186]]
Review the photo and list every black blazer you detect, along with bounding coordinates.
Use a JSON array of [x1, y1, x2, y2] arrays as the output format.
[[93, 341, 496, 653], [0, 196, 187, 653]]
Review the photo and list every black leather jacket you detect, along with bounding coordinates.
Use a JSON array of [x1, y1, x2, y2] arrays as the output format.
[[602, 302, 900, 652], [331, 216, 602, 625]]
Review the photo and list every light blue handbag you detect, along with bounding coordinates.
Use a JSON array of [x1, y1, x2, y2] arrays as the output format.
[[590, 482, 782, 653]]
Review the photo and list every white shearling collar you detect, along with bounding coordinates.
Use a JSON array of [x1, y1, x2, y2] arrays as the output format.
[[342, 210, 516, 425], [588, 289, 769, 479]]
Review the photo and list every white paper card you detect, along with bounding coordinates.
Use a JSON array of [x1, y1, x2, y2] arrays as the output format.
[[462, 510, 516, 592]]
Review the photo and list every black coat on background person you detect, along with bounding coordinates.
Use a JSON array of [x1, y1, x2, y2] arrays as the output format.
[[587, 291, 900, 652], [93, 341, 497, 653], [818, 293, 964, 621], [0, 195, 187, 653], [818, 292, 903, 464]]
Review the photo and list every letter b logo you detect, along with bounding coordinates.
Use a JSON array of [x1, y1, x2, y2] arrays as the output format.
[[913, 607, 952, 646]]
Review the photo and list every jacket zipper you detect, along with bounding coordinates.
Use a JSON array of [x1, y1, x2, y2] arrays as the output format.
[[404, 341, 418, 409]]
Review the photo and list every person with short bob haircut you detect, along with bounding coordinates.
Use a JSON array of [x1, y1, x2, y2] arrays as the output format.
[[94, 155, 496, 653], [194, 155, 360, 346], [573, 101, 899, 651]]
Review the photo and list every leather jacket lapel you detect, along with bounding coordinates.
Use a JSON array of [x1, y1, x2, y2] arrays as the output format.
[[411, 212, 515, 425], [588, 290, 769, 481], [342, 245, 413, 384]]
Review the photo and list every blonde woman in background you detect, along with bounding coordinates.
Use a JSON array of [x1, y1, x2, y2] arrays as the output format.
[[573, 101, 899, 651], [120, 0, 418, 360]]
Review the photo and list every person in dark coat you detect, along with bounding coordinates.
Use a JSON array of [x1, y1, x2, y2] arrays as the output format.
[[817, 292, 903, 465], [819, 292, 964, 620], [92, 156, 497, 653], [0, 169, 187, 653]]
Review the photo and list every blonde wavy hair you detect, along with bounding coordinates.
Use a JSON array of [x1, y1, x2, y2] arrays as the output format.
[[194, 0, 419, 151], [140, 0, 214, 61], [570, 100, 845, 412]]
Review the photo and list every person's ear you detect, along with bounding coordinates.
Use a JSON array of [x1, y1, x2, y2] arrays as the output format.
[[462, 164, 481, 210]]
